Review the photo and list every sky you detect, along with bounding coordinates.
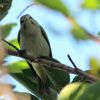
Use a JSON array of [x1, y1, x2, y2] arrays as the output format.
[[1, 0, 100, 92]]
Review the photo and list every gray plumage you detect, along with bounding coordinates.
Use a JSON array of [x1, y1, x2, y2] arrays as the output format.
[[18, 14, 52, 93]]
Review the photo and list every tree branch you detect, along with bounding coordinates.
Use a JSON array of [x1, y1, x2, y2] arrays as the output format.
[[66, 16, 100, 43], [6, 49, 100, 82]]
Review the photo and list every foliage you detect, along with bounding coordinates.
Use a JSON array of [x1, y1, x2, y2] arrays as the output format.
[[81, 0, 100, 10], [0, 0, 12, 20], [0, 0, 100, 100], [58, 82, 100, 100], [1, 23, 17, 39]]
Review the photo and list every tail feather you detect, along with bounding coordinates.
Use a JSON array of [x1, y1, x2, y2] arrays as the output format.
[[38, 77, 50, 94]]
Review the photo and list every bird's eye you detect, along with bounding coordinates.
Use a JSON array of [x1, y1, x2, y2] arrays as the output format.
[[29, 16, 33, 19], [20, 19, 24, 24]]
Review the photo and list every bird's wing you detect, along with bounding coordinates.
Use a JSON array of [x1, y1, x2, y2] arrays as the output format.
[[17, 29, 20, 45], [40, 26, 52, 57]]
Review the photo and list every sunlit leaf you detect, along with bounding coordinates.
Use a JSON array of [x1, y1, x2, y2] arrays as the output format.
[[58, 82, 88, 100], [0, 0, 12, 20], [34, 0, 70, 16], [4, 39, 19, 50], [89, 57, 100, 77], [81, 0, 100, 10], [58, 82, 100, 100], [1, 23, 17, 39], [8, 60, 28, 73]]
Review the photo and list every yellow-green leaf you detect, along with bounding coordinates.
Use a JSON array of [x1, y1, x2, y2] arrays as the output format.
[[4, 39, 19, 51], [8, 60, 28, 73], [89, 57, 100, 77], [58, 83, 88, 100], [1, 23, 17, 39], [81, 0, 100, 10], [34, 0, 69, 16]]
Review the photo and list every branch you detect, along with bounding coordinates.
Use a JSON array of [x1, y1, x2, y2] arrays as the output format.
[[5, 49, 100, 82], [66, 16, 100, 43]]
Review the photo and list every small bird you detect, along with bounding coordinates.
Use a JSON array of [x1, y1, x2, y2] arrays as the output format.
[[18, 14, 52, 94]]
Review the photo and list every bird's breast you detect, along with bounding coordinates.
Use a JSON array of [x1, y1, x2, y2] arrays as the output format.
[[20, 33, 50, 57]]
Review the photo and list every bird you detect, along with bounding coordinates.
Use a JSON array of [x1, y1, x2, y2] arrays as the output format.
[[17, 14, 52, 94]]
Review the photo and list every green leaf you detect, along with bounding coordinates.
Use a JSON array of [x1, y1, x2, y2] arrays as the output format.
[[45, 66, 70, 91], [1, 23, 17, 39], [9, 57, 68, 99], [81, 0, 100, 10], [58, 82, 100, 100], [71, 25, 89, 40], [0, 0, 12, 20], [35, 0, 70, 16], [58, 82, 88, 100], [79, 82, 100, 100], [11, 72, 58, 100], [38, 57, 70, 91], [11, 73, 40, 98], [4, 39, 19, 50], [8, 60, 29, 73], [89, 57, 100, 77]]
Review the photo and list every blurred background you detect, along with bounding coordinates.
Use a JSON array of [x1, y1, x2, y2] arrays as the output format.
[[0, 0, 100, 93]]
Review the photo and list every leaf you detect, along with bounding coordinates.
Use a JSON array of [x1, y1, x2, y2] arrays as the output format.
[[35, 0, 69, 16], [58, 82, 100, 100], [0, 0, 12, 20], [89, 57, 100, 77], [9, 57, 68, 99], [79, 82, 100, 100], [4, 39, 19, 50], [38, 56, 70, 91], [11, 72, 58, 100], [71, 25, 89, 40], [45, 66, 70, 91], [1, 23, 17, 39], [81, 0, 100, 10], [58, 82, 88, 100], [11, 73, 40, 98], [8, 60, 29, 73]]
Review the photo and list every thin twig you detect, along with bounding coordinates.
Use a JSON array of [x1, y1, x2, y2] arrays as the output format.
[[3, 39, 19, 51], [67, 54, 77, 69], [5, 48, 100, 82], [3, 40, 36, 76], [17, 3, 37, 19]]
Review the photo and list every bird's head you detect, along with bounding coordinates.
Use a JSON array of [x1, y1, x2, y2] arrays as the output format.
[[20, 14, 41, 35]]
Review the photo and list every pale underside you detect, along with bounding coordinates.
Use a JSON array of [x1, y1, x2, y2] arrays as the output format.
[[20, 24, 50, 82]]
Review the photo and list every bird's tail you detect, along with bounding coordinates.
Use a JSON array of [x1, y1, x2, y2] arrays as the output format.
[[38, 76, 50, 94]]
